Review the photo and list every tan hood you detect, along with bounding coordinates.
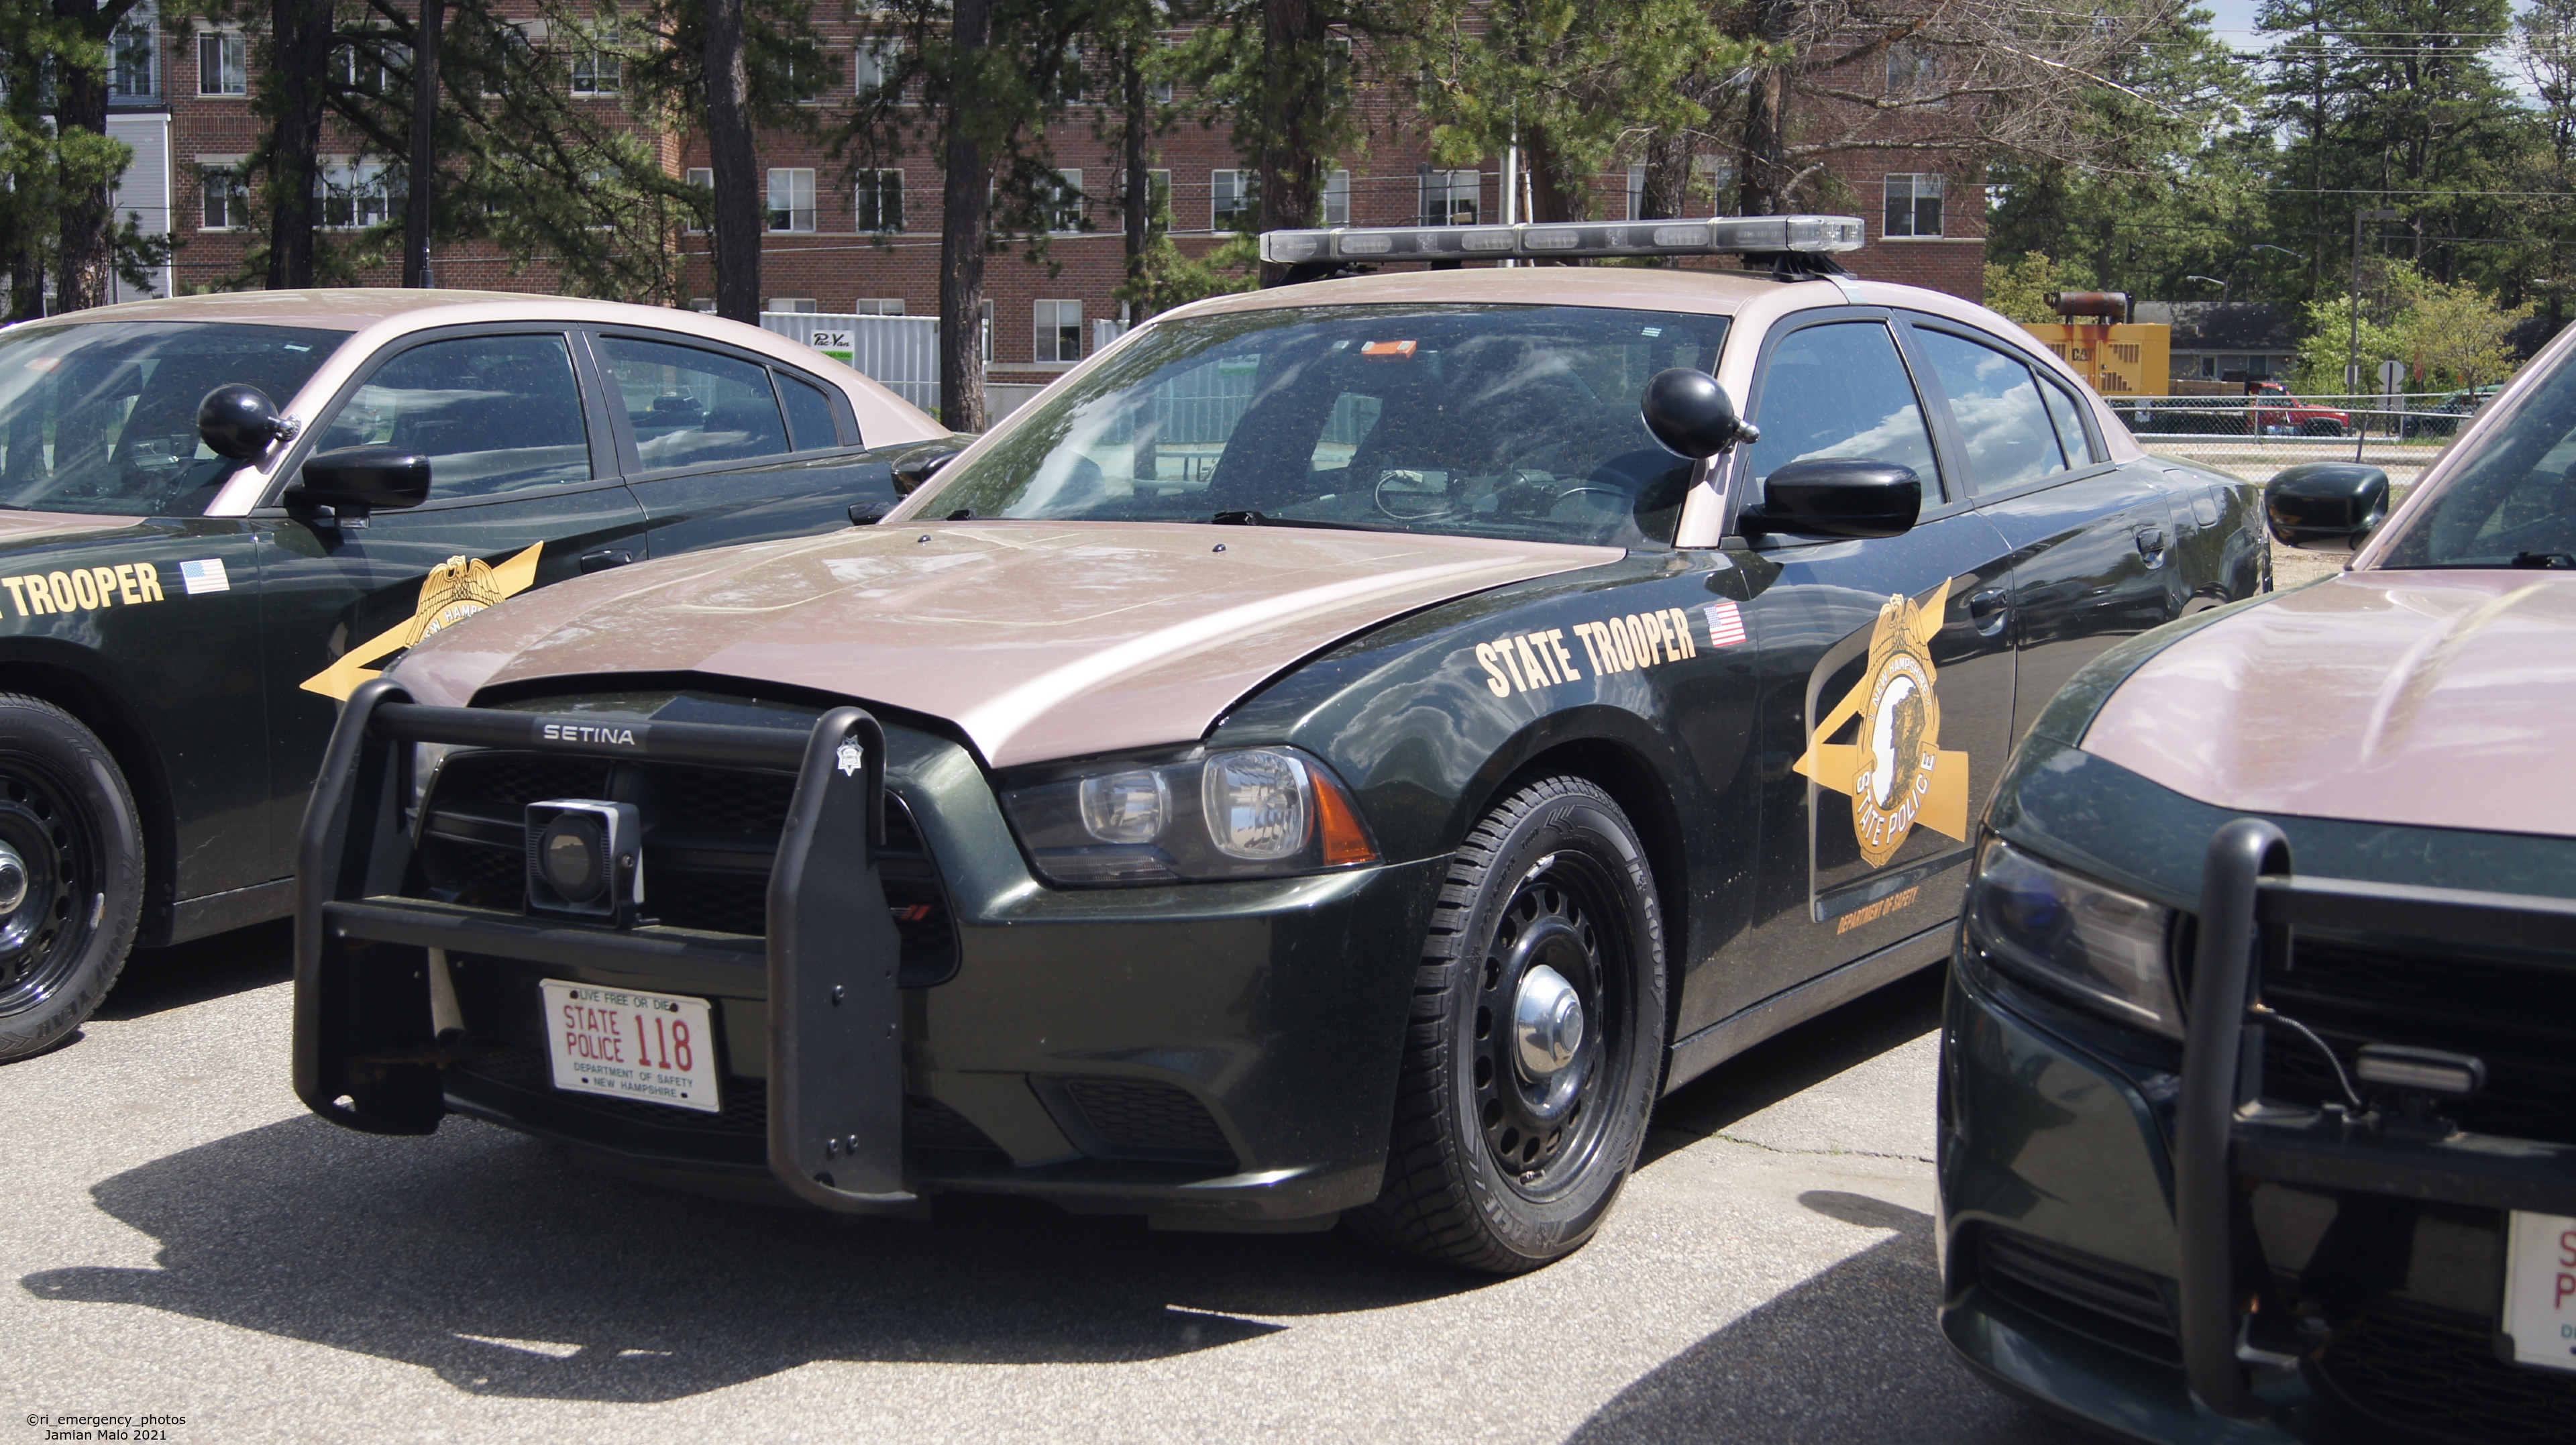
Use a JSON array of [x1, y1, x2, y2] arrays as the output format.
[[397, 521, 1620, 767], [2080, 570, 2576, 838]]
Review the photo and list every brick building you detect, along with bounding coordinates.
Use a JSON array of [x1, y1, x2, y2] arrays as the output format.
[[95, 3, 1985, 411]]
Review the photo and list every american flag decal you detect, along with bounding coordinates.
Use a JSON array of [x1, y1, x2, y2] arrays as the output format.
[[1703, 600, 1748, 648]]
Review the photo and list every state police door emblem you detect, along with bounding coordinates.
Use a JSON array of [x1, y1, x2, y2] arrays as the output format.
[[1793, 579, 1972, 869]]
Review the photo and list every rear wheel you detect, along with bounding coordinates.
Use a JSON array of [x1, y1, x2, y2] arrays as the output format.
[[1348, 776, 1666, 1273], [0, 696, 142, 1063]]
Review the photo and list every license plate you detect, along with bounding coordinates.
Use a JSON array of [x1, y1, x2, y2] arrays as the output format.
[[539, 979, 721, 1115], [2501, 1210, 2576, 1373]]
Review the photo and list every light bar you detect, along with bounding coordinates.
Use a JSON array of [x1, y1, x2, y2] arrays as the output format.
[[1258, 215, 1866, 266]]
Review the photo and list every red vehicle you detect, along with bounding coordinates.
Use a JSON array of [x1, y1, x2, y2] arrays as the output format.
[[2248, 380, 2350, 436]]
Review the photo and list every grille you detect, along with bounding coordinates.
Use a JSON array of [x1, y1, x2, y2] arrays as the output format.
[[450, 1043, 1002, 1155], [413, 748, 957, 985], [2314, 1303, 2576, 1444], [1061, 1077, 1234, 1161], [1974, 1228, 2180, 1367], [2262, 937, 2576, 1147]]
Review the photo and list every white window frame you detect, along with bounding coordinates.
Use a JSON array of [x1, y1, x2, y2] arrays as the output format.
[[571, 28, 621, 95], [767, 167, 816, 233], [856, 167, 903, 231], [196, 28, 246, 96], [1420, 168, 1478, 226], [853, 298, 906, 315], [1211, 168, 1255, 230], [684, 166, 712, 233], [853, 40, 903, 99], [1042, 168, 1084, 233], [198, 162, 246, 230], [110, 5, 158, 102], [768, 297, 818, 313], [1033, 299, 1082, 365], [1884, 172, 1944, 239], [1322, 168, 1349, 227], [316, 161, 393, 230], [979, 298, 995, 366]]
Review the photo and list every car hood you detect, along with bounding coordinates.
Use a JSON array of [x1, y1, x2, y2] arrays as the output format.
[[396, 521, 1621, 767], [2080, 570, 2576, 839]]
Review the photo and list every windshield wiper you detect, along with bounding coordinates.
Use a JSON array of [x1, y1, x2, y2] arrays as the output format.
[[1205, 509, 1385, 531]]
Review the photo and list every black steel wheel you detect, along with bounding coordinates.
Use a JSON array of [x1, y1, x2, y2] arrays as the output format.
[[1348, 775, 1666, 1273], [0, 694, 141, 1063]]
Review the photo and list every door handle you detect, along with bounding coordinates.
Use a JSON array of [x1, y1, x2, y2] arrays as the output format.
[[578, 548, 635, 574], [1967, 587, 2010, 636]]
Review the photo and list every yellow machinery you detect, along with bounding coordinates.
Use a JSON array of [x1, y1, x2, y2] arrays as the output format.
[[2018, 291, 2173, 398]]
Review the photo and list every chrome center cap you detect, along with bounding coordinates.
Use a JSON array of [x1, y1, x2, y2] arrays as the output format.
[[0, 843, 29, 914], [1513, 965, 1585, 1079]]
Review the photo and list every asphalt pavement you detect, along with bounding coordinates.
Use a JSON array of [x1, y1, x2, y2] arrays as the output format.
[[3, 923, 2089, 1445]]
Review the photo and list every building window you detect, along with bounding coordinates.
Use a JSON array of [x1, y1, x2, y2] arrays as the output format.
[[1884, 173, 1943, 238], [1212, 168, 1256, 230], [197, 30, 246, 95], [979, 298, 994, 365], [1421, 169, 1478, 226], [1040, 168, 1083, 233], [572, 29, 621, 94], [1627, 164, 1646, 221], [853, 40, 902, 99], [317, 162, 393, 229], [784, 52, 822, 104], [767, 168, 816, 231], [853, 298, 905, 315], [1322, 168, 1348, 226], [690, 297, 716, 313], [769, 297, 818, 313], [199, 166, 246, 229], [1885, 42, 1942, 99], [1034, 299, 1081, 364], [856, 168, 902, 231], [683, 166, 712, 233], [110, 8, 157, 102]]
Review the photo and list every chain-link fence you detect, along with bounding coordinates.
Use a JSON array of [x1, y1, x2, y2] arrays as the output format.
[[2113, 390, 2475, 486]]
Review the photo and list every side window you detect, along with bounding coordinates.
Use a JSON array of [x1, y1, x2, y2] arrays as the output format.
[[776, 371, 844, 450], [315, 333, 590, 499], [2037, 374, 2096, 466], [594, 335, 791, 471], [1744, 321, 1943, 501], [1913, 328, 2067, 492]]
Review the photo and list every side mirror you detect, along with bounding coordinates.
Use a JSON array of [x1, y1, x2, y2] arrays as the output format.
[[2265, 462, 2387, 553], [893, 442, 962, 496], [1642, 368, 1760, 460], [198, 384, 293, 461], [292, 446, 432, 513], [1740, 459, 1922, 540]]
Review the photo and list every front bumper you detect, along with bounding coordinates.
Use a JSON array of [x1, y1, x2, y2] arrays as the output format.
[[1941, 949, 2576, 1444], [296, 684, 1440, 1227]]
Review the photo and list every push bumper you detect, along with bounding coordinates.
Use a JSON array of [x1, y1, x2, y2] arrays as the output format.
[[295, 680, 1438, 1227]]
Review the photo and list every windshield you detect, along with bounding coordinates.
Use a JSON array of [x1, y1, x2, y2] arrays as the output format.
[[2379, 350, 2576, 568], [919, 303, 1729, 547], [0, 321, 345, 517]]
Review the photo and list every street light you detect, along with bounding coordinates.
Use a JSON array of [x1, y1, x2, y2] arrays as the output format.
[[2350, 208, 2403, 453], [2251, 244, 2306, 262], [2186, 274, 2232, 304]]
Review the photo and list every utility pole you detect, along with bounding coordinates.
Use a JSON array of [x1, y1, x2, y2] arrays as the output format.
[[403, 0, 445, 288], [2351, 207, 2399, 458]]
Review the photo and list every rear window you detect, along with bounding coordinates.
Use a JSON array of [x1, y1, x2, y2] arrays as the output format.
[[916, 303, 1731, 547]]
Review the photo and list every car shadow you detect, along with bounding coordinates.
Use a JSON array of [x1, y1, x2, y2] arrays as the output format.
[[1562, 1191, 2082, 1444], [93, 919, 294, 1022], [1640, 964, 1947, 1168], [19, 1112, 1481, 1402]]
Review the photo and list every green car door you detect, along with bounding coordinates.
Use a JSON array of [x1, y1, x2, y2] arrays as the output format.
[[254, 325, 648, 865]]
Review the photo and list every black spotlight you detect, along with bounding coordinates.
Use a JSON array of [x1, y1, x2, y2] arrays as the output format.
[[525, 799, 643, 925]]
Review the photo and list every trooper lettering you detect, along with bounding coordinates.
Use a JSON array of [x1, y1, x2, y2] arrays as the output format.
[[0, 561, 164, 618]]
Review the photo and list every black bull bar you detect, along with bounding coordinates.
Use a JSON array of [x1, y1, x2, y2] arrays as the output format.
[[293, 676, 914, 1214], [2176, 818, 2576, 1417]]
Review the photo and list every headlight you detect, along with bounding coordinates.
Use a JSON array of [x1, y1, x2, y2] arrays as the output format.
[[1964, 837, 2181, 1037], [1001, 746, 1377, 885]]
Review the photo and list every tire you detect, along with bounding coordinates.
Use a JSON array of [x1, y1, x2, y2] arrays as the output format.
[[0, 695, 142, 1063], [1348, 776, 1667, 1273], [2302, 419, 2345, 437]]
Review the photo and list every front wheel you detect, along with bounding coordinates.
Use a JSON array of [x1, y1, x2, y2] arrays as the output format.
[[1348, 776, 1666, 1273], [0, 695, 142, 1063]]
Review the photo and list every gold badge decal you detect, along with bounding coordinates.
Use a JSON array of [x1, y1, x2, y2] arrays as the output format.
[[301, 542, 545, 700], [1792, 579, 1970, 868]]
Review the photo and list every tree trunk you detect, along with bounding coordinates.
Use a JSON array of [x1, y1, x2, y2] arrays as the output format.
[[704, 0, 761, 323], [1640, 127, 1693, 219], [936, 0, 994, 432], [1735, 0, 1799, 216], [51, 0, 131, 312], [1253, 0, 1325, 286], [1122, 50, 1152, 321], [403, 0, 445, 288], [268, 0, 331, 289]]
